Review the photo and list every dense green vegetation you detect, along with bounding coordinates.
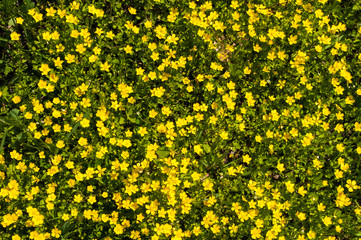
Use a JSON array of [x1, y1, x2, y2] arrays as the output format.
[[1, 0, 361, 239]]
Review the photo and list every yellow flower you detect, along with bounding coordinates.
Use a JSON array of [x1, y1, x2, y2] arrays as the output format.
[[42, 31, 52, 41], [345, 95, 354, 105], [95, 28, 103, 36], [88, 5, 96, 14], [70, 1, 80, 10], [334, 85, 344, 95], [114, 224, 124, 235], [66, 14, 78, 24], [93, 46, 101, 55], [346, 179, 359, 192], [88, 195, 97, 204], [124, 45, 133, 54], [285, 180, 295, 193], [106, 31, 115, 39], [242, 154, 252, 165], [220, 131, 229, 140], [16, 17, 24, 24], [203, 179, 214, 191], [148, 72, 157, 80], [149, 109, 158, 118], [46, 7, 57, 16], [89, 55, 98, 63], [250, 227, 262, 239], [334, 123, 344, 133], [28, 9, 36, 16], [277, 163, 285, 172], [12, 234, 21, 240], [52, 109, 61, 118], [244, 66, 251, 74], [10, 32, 21, 41], [51, 228, 62, 238], [239, 122, 245, 131], [141, 21, 151, 31], [56, 44, 65, 52], [75, 44, 86, 54], [307, 230, 316, 239], [56, 140, 65, 149], [296, 211, 306, 221], [80, 118, 90, 128], [322, 216, 332, 226], [78, 137, 88, 146], [315, 45, 322, 52], [34, 131, 42, 139], [100, 61, 111, 72], [138, 127, 148, 137], [194, 144, 203, 155], [255, 135, 262, 142], [161, 106, 172, 116], [334, 169, 343, 179], [51, 31, 60, 40], [357, 147, 361, 154], [95, 9, 104, 18], [12, 95, 21, 104], [33, 12, 43, 22], [39, 64, 51, 75], [155, 25, 167, 39], [336, 143, 344, 152], [64, 161, 74, 170], [38, 79, 47, 89], [129, 7, 136, 15], [65, 54, 76, 63], [50, 73, 59, 83], [298, 186, 307, 196], [70, 30, 79, 38]]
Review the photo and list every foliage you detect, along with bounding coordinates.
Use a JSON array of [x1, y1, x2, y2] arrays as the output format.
[[1, 0, 361, 239]]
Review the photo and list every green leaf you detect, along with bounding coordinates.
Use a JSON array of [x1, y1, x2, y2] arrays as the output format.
[[203, 144, 211, 153], [353, 4, 361, 11], [119, 117, 125, 124], [0, 128, 9, 153], [126, 109, 136, 123], [65, 121, 80, 141], [0, 117, 13, 127], [9, 109, 19, 120], [200, 159, 209, 168], [65, 111, 91, 141], [24, 0, 35, 9], [8, 19, 15, 28], [233, 141, 241, 149], [6, 164, 15, 176], [325, 146, 333, 155], [16, 132, 22, 141], [128, 116, 136, 123], [60, 221, 78, 238], [157, 149, 169, 158]]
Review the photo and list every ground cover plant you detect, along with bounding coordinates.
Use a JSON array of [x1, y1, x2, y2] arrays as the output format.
[[1, 0, 361, 239]]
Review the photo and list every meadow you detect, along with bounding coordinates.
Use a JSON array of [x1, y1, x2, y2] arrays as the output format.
[[1, 0, 361, 239]]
